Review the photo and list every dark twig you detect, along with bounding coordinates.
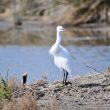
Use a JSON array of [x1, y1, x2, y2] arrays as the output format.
[[85, 64, 104, 74]]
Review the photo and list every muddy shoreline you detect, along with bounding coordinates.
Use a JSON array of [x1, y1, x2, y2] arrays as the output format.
[[11, 68, 110, 110]]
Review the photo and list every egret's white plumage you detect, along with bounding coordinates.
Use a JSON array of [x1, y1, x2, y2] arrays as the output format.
[[49, 26, 74, 84]]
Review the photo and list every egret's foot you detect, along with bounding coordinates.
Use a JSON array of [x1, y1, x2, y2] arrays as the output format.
[[62, 82, 66, 86], [62, 80, 65, 85], [62, 82, 67, 86], [62, 79, 67, 85], [64, 81, 72, 86]]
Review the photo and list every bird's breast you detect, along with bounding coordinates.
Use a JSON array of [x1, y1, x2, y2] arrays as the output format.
[[49, 44, 60, 56]]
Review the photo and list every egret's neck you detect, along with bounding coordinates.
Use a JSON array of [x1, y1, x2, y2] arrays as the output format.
[[56, 31, 62, 45]]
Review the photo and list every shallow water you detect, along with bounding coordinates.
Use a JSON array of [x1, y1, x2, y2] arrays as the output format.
[[0, 45, 110, 83]]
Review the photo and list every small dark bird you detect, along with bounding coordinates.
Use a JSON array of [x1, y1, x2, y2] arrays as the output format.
[[22, 72, 27, 85]]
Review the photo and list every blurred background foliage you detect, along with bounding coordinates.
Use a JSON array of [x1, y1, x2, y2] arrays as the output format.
[[0, 0, 110, 44], [0, 0, 110, 25]]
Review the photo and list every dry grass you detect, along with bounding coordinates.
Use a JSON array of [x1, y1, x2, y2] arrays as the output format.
[[0, 101, 4, 110], [7, 77, 20, 92], [3, 94, 38, 110], [2, 97, 61, 110]]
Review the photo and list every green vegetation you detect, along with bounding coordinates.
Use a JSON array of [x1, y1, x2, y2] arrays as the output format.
[[0, 77, 11, 100]]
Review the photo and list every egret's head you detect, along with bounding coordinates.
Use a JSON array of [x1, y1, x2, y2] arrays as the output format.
[[56, 26, 63, 32]]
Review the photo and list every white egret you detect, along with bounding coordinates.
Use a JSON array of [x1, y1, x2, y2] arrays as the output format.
[[49, 26, 74, 85]]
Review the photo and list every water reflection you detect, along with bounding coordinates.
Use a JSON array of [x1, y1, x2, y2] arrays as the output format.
[[0, 45, 109, 83], [0, 21, 110, 45]]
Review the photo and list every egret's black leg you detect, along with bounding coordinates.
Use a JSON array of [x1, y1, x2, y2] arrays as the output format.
[[65, 71, 68, 85], [63, 69, 65, 84]]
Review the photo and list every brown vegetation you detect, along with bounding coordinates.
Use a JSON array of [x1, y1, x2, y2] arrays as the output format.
[[3, 94, 38, 110], [2, 96, 60, 110], [1, 0, 110, 25]]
